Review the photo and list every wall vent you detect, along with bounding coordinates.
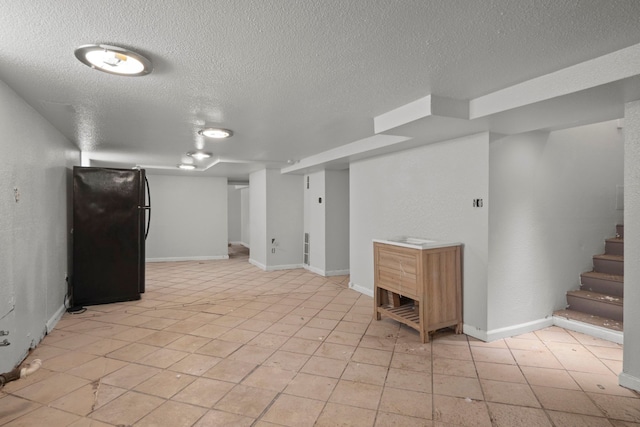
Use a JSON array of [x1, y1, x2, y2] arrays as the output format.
[[303, 233, 310, 265]]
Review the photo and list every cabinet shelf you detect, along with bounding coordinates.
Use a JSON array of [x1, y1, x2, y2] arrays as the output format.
[[376, 303, 420, 328]]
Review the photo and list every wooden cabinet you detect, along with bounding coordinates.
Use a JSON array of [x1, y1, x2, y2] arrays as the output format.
[[373, 241, 462, 343]]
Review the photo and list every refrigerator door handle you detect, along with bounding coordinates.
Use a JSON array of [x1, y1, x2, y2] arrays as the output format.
[[143, 175, 151, 240]]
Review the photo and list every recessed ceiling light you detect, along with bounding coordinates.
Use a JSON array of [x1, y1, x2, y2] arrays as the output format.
[[198, 128, 233, 139], [177, 163, 197, 170], [186, 151, 213, 160], [75, 44, 152, 76]]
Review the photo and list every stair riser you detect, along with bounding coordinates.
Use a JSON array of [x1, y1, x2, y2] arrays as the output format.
[[605, 240, 624, 256], [580, 277, 624, 297], [616, 224, 624, 239], [567, 295, 623, 322], [593, 258, 624, 275]]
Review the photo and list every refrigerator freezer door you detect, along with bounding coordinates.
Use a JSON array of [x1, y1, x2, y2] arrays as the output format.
[[72, 167, 144, 306]]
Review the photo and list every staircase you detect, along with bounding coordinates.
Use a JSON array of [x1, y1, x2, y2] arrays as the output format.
[[554, 224, 624, 334]]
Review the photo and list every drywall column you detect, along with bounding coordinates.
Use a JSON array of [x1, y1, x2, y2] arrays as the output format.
[[240, 187, 250, 247], [304, 171, 326, 274], [621, 101, 640, 392], [250, 169, 304, 270], [249, 170, 268, 267], [228, 186, 242, 243], [324, 170, 350, 275], [303, 170, 350, 276]]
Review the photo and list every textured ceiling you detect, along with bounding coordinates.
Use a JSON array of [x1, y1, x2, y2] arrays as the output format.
[[1, 0, 640, 180]]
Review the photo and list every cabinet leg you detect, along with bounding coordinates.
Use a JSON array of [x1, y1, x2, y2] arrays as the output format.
[[373, 287, 381, 321], [455, 323, 463, 334]]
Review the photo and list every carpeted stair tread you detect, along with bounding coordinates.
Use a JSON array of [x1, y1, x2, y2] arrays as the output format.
[[593, 254, 624, 262], [567, 289, 623, 306], [580, 271, 623, 283]]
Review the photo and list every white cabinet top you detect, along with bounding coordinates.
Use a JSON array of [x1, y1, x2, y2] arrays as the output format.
[[373, 236, 461, 250]]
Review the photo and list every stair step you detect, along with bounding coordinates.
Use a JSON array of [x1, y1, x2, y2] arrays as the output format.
[[593, 254, 624, 275], [580, 271, 624, 297], [553, 309, 623, 332], [604, 238, 624, 256], [616, 224, 624, 239], [566, 290, 623, 322]]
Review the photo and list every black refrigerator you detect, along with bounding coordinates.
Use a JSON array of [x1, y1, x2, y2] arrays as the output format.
[[72, 167, 150, 306]]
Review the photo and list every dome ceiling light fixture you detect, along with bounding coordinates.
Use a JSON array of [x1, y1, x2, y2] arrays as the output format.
[[177, 163, 197, 170], [74, 44, 153, 76], [186, 151, 213, 160], [198, 127, 233, 139]]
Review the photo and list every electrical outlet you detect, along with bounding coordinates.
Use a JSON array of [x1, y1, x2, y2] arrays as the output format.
[[473, 198, 484, 207]]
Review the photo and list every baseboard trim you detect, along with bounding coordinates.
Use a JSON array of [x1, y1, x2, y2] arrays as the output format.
[[46, 303, 66, 334], [249, 258, 303, 271], [326, 269, 350, 277], [464, 317, 555, 342], [229, 241, 249, 248], [462, 325, 488, 342], [304, 264, 324, 276], [349, 281, 373, 298], [265, 263, 304, 271], [146, 255, 229, 262], [619, 372, 640, 393], [249, 258, 266, 270], [553, 315, 623, 344], [487, 317, 554, 342], [302, 265, 348, 277]]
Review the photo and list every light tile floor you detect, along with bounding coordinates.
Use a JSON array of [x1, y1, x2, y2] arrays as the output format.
[[1, 247, 639, 426]]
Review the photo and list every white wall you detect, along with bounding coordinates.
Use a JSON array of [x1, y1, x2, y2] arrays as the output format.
[[488, 121, 624, 338], [249, 170, 267, 266], [325, 170, 350, 274], [304, 171, 326, 272], [349, 133, 490, 333], [228, 186, 242, 243], [0, 79, 79, 372], [250, 169, 303, 270], [621, 101, 640, 392], [145, 174, 228, 261], [266, 169, 304, 268], [240, 187, 250, 247], [304, 170, 350, 276]]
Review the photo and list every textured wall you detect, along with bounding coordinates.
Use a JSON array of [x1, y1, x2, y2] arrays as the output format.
[[240, 187, 250, 247], [266, 170, 304, 268], [145, 175, 228, 261], [228, 186, 242, 242], [303, 170, 350, 276], [249, 170, 267, 267], [621, 101, 640, 391], [0, 79, 79, 371], [325, 170, 350, 274], [489, 121, 624, 334], [350, 133, 490, 332], [304, 171, 326, 272]]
